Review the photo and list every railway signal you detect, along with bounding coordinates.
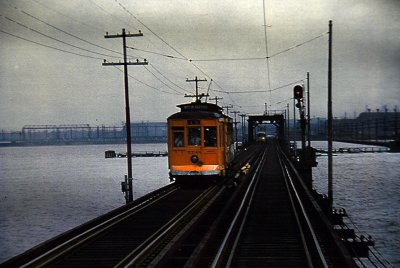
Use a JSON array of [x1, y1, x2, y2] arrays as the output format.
[[293, 85, 303, 100]]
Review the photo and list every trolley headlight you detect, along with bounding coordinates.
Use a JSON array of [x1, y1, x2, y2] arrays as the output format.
[[190, 155, 199, 164]]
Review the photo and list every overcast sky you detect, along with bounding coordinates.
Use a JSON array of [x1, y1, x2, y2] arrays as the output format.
[[0, 0, 399, 130]]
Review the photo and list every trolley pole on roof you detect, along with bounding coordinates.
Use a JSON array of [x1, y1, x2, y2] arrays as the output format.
[[103, 28, 148, 204]]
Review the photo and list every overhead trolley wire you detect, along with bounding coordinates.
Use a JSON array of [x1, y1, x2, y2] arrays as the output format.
[[143, 65, 183, 95], [113, 0, 240, 107], [2, 15, 121, 59], [113, 0, 188, 61], [148, 64, 192, 94], [30, 0, 104, 33], [112, 66, 179, 95], [19, 9, 123, 57], [212, 79, 303, 94], [126, 31, 327, 63], [113, 0, 324, 112], [87, 0, 140, 32], [0, 28, 103, 60], [268, 32, 328, 58], [262, 0, 272, 91], [127, 46, 187, 60]]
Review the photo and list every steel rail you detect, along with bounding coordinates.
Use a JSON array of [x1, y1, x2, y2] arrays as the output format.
[[212, 146, 269, 268], [119, 185, 222, 267], [22, 185, 179, 267], [278, 150, 329, 268], [279, 148, 358, 268], [212, 143, 328, 268]]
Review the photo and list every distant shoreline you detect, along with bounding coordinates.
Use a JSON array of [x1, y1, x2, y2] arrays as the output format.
[[0, 140, 166, 147]]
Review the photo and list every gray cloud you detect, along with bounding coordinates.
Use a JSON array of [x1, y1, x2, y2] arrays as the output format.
[[0, 0, 399, 130]]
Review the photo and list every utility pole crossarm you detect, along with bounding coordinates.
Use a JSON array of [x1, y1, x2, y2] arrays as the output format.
[[209, 96, 223, 105], [102, 61, 148, 66], [186, 76, 207, 102], [222, 104, 234, 115], [105, 31, 143, 38]]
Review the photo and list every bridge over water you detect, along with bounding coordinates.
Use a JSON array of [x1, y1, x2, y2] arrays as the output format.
[[3, 139, 378, 268]]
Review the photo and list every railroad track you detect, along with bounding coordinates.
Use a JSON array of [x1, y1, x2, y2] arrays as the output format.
[[211, 142, 329, 267], [1, 184, 206, 267], [3, 142, 356, 267], [116, 145, 266, 267], [3, 144, 264, 268]]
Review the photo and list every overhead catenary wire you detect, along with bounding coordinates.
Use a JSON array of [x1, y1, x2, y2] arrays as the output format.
[[262, 0, 272, 105], [113, 0, 242, 109], [127, 46, 187, 60], [212, 79, 303, 94], [126, 31, 327, 63], [112, 66, 180, 95], [268, 32, 328, 58], [3, 0, 331, 117], [113, 0, 188, 61], [148, 63, 192, 94], [30, 0, 105, 32], [113, 0, 320, 112], [0, 28, 103, 60], [87, 0, 140, 33], [143, 65, 184, 95], [19, 9, 123, 57], [2, 0, 123, 56], [2, 15, 121, 59]]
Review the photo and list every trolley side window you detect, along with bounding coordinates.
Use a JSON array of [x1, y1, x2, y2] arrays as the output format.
[[204, 126, 217, 147], [188, 127, 201, 146], [172, 127, 184, 147]]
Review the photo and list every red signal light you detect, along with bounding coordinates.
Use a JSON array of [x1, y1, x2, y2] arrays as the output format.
[[293, 85, 303, 100]]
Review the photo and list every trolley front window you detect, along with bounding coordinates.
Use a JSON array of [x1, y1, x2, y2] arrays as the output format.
[[188, 127, 201, 146], [172, 127, 184, 147], [204, 126, 217, 147]]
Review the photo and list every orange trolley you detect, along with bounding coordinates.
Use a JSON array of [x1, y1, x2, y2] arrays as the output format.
[[167, 101, 234, 185]]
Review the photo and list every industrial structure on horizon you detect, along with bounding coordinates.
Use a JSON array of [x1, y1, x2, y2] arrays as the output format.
[[0, 111, 399, 146]]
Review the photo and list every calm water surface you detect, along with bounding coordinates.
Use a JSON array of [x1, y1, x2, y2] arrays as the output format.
[[0, 142, 399, 266], [0, 143, 169, 263], [311, 141, 400, 266]]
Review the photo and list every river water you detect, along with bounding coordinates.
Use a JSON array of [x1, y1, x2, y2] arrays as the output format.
[[0, 142, 399, 266]]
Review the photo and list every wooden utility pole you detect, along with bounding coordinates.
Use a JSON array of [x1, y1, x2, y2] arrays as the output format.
[[232, 111, 240, 152], [239, 113, 247, 143], [327, 20, 333, 209], [103, 28, 148, 203], [286, 103, 290, 142], [307, 72, 311, 147], [222, 105, 233, 115], [186, 76, 207, 102], [210, 96, 223, 105]]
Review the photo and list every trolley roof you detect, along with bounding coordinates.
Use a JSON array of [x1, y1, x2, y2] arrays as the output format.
[[167, 101, 230, 120]]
